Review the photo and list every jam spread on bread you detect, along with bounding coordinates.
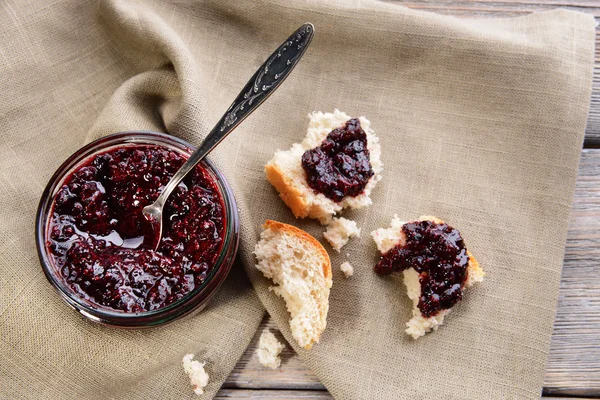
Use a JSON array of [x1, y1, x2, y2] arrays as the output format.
[[375, 220, 469, 317], [47, 145, 225, 312], [301, 118, 374, 202]]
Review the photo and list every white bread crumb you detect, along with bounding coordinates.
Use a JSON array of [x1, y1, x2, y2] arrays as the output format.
[[254, 220, 332, 349], [323, 217, 361, 252], [256, 329, 285, 369], [403, 268, 449, 339], [340, 261, 354, 278], [371, 214, 406, 254], [371, 215, 484, 339], [465, 260, 485, 286], [182, 354, 209, 396], [265, 110, 383, 224]]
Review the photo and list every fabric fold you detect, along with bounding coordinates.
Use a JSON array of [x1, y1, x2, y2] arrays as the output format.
[[0, 0, 595, 399]]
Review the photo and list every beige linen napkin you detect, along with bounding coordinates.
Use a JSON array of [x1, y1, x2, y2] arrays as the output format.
[[0, 0, 595, 399]]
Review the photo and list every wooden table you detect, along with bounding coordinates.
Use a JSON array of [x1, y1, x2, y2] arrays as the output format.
[[217, 2, 600, 398]]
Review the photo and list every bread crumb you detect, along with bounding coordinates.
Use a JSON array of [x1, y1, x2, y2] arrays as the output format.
[[371, 214, 406, 254], [256, 329, 285, 369], [403, 268, 449, 339], [340, 261, 354, 278], [323, 217, 361, 252], [182, 354, 209, 396]]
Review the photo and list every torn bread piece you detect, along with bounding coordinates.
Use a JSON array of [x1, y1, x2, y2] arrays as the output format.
[[323, 217, 361, 252], [256, 329, 285, 369], [372, 215, 484, 339], [265, 110, 383, 224], [182, 354, 209, 396], [254, 220, 332, 349], [340, 261, 354, 278]]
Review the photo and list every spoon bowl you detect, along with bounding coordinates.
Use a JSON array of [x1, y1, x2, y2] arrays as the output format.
[[141, 203, 162, 249]]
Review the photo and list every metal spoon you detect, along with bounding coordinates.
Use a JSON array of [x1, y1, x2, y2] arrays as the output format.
[[142, 23, 314, 250]]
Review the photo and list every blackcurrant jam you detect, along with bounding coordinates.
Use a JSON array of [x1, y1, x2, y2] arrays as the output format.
[[46, 145, 226, 312], [375, 220, 470, 318], [301, 118, 374, 202]]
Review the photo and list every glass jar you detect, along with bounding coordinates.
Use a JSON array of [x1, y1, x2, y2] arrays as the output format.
[[36, 131, 239, 328]]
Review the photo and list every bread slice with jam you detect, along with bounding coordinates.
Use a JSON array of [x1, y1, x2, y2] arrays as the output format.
[[372, 215, 484, 339], [265, 109, 382, 224]]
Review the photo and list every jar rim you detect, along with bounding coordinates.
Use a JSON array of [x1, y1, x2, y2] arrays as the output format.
[[36, 131, 239, 327]]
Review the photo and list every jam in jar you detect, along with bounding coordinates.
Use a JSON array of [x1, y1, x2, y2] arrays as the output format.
[[45, 142, 227, 313]]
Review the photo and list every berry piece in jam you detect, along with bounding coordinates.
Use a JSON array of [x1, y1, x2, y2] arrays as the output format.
[[301, 118, 374, 202], [46, 145, 226, 312], [375, 220, 470, 318]]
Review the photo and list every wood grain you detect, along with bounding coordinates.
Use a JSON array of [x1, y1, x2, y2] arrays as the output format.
[[218, 389, 596, 400], [544, 149, 600, 398], [380, 0, 600, 148], [215, 390, 332, 399], [216, 390, 584, 399], [217, 393, 600, 400], [223, 318, 323, 390], [220, 149, 600, 397]]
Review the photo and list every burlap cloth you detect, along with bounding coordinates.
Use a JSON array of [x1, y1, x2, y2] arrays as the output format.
[[0, 0, 595, 399]]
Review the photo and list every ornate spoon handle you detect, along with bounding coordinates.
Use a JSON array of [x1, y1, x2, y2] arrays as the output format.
[[153, 23, 314, 212]]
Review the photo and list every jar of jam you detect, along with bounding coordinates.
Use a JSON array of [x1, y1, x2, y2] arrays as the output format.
[[36, 132, 239, 328]]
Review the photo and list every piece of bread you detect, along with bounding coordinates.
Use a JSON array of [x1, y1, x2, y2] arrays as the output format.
[[339, 261, 354, 278], [256, 329, 285, 369], [182, 354, 209, 396], [323, 217, 361, 252], [371, 215, 484, 339], [265, 110, 383, 224], [254, 220, 332, 349]]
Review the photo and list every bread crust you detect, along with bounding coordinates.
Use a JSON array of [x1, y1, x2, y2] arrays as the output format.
[[263, 220, 332, 287], [418, 215, 483, 286], [264, 163, 309, 219], [466, 250, 482, 282]]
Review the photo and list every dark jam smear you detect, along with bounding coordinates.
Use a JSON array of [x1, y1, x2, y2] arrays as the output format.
[[47, 145, 226, 312], [374, 220, 469, 318], [301, 118, 374, 202]]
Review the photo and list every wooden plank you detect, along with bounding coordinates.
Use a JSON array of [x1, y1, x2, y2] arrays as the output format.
[[223, 317, 324, 390], [544, 148, 600, 398], [216, 393, 600, 400], [216, 389, 598, 399], [381, 0, 600, 147], [222, 149, 600, 396], [215, 389, 332, 399]]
